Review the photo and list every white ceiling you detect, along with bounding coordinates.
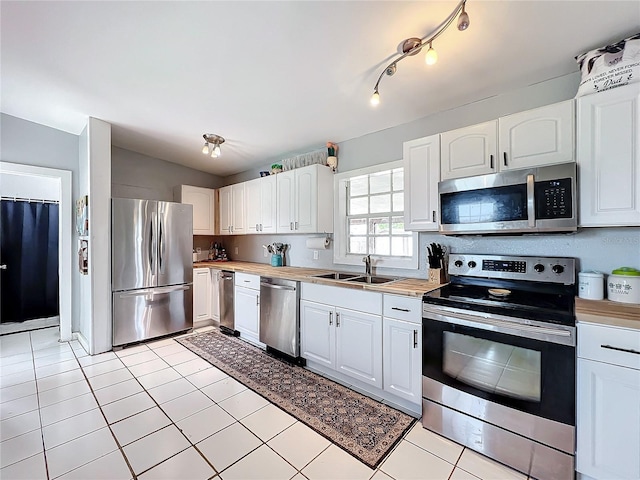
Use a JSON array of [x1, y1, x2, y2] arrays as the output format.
[[2, 1, 639, 177]]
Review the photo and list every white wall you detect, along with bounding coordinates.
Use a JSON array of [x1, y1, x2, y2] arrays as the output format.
[[0, 172, 60, 201], [221, 72, 640, 277], [111, 147, 224, 201]]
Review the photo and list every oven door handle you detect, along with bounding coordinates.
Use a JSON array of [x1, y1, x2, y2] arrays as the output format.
[[423, 307, 575, 346]]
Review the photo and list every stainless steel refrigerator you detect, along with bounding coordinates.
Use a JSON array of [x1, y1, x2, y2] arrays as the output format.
[[112, 198, 193, 347]]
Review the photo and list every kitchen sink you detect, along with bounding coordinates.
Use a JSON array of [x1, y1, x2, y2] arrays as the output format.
[[312, 272, 361, 281], [346, 275, 400, 284]]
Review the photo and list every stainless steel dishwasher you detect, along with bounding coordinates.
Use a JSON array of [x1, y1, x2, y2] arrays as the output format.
[[259, 277, 299, 358], [219, 271, 237, 335]]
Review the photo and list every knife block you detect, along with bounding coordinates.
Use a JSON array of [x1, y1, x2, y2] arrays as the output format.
[[428, 268, 447, 284]]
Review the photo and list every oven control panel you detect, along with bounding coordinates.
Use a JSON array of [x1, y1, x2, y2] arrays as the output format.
[[448, 254, 576, 285]]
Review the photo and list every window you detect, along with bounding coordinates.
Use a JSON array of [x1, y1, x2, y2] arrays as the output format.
[[334, 160, 418, 269]]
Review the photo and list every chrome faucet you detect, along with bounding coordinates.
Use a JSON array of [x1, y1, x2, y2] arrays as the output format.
[[363, 255, 372, 276]]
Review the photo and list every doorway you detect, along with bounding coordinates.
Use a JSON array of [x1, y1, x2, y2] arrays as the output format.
[[0, 162, 72, 340]]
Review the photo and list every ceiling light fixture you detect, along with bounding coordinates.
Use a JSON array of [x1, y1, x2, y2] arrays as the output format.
[[201, 134, 225, 158], [370, 0, 470, 106]]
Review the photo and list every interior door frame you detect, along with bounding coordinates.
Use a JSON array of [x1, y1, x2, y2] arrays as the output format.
[[0, 162, 72, 341]]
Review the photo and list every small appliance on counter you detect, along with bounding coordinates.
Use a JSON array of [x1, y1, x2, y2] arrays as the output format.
[[578, 271, 605, 300], [608, 267, 640, 304]]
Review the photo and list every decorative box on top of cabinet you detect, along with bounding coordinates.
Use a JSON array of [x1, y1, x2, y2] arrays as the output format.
[[577, 83, 640, 227], [173, 185, 216, 235], [403, 134, 441, 231], [441, 100, 575, 180], [576, 321, 640, 480], [276, 164, 334, 234]]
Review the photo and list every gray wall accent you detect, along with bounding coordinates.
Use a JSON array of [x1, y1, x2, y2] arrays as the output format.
[[111, 147, 224, 201], [0, 113, 82, 331], [218, 71, 640, 278]]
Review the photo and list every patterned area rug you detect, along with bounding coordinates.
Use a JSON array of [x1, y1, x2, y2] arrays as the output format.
[[177, 329, 416, 469]]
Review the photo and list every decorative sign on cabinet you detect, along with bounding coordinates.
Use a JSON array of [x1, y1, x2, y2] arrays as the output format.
[[441, 100, 575, 180], [577, 83, 640, 227], [174, 185, 216, 235]]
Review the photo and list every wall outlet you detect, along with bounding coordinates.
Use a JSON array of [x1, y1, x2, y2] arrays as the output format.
[[313, 250, 319, 260], [263, 248, 268, 257], [234, 246, 239, 255]]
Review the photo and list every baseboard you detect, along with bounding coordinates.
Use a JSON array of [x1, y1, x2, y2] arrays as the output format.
[[76, 331, 90, 355]]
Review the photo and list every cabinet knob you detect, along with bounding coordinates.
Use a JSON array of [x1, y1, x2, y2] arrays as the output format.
[[295, 221, 299, 230], [413, 330, 418, 348], [432, 211, 436, 223], [329, 311, 333, 326], [290, 222, 293, 231], [336, 312, 340, 327], [490, 154, 494, 169], [503, 152, 508, 166]]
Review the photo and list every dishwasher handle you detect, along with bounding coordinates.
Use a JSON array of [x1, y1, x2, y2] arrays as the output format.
[[260, 282, 296, 291]]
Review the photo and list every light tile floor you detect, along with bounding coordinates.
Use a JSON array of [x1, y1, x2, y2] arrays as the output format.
[[0, 326, 531, 480]]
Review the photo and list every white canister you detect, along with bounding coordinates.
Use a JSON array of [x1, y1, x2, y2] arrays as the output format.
[[578, 271, 604, 300], [608, 267, 640, 304]]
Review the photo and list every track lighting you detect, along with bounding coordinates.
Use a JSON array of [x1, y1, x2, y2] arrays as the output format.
[[370, 0, 470, 105], [201, 134, 225, 158]]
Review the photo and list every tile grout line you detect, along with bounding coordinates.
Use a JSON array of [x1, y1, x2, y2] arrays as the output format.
[[30, 331, 52, 480]]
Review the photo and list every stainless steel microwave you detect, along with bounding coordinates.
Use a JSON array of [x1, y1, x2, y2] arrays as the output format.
[[438, 163, 577, 235]]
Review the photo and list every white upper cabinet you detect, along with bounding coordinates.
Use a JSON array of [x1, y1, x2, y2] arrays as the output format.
[[403, 134, 441, 231], [246, 175, 277, 234], [577, 84, 640, 227], [441, 100, 575, 180], [173, 185, 216, 235], [218, 183, 246, 235], [499, 100, 575, 171], [441, 120, 498, 180], [276, 164, 334, 234]]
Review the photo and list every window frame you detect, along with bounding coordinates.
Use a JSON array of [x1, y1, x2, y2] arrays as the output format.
[[333, 160, 419, 270]]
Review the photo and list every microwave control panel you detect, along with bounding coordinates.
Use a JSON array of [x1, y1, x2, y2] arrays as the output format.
[[535, 177, 572, 219]]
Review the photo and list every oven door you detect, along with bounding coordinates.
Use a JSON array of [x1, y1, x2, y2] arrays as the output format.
[[422, 306, 575, 427]]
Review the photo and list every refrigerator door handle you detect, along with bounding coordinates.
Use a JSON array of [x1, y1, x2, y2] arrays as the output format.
[[149, 217, 154, 273], [118, 284, 191, 298], [158, 217, 164, 274]]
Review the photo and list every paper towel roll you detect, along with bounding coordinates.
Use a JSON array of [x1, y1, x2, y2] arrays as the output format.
[[306, 237, 330, 249]]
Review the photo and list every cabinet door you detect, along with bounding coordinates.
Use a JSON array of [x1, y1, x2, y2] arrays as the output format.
[[499, 100, 575, 171], [210, 270, 220, 321], [234, 286, 259, 341], [578, 85, 640, 226], [441, 120, 497, 180], [231, 183, 246, 234], [300, 300, 335, 368], [577, 358, 640, 480], [193, 268, 211, 322], [260, 175, 277, 233], [295, 166, 318, 233], [218, 186, 233, 235], [403, 135, 441, 231], [335, 308, 382, 388], [276, 170, 295, 233], [245, 178, 262, 234], [383, 317, 421, 403], [179, 186, 216, 235]]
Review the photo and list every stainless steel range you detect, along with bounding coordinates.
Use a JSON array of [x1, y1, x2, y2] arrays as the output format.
[[422, 254, 576, 480]]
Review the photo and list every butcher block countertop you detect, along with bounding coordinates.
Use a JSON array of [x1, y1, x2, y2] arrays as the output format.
[[576, 297, 640, 330], [193, 261, 444, 297]]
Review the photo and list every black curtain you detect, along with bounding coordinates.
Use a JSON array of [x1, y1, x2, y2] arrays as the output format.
[[1, 200, 59, 323]]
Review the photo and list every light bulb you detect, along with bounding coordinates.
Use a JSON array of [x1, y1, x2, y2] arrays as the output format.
[[457, 5, 470, 31], [211, 144, 221, 158], [201, 142, 209, 154], [370, 91, 380, 106], [425, 44, 438, 65]]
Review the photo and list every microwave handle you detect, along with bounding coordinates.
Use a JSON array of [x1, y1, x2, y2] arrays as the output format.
[[527, 174, 536, 228]]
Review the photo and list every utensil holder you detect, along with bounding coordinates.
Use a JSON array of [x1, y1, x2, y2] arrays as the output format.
[[428, 268, 447, 284], [271, 254, 283, 267]]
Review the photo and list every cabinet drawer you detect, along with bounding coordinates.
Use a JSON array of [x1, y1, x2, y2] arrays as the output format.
[[383, 295, 422, 323], [234, 272, 260, 290], [578, 323, 640, 370]]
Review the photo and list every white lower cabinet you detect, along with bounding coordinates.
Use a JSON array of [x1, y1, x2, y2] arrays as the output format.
[[234, 273, 261, 345], [210, 269, 220, 322], [577, 322, 640, 480], [193, 268, 211, 322], [300, 299, 382, 388], [382, 294, 422, 405]]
